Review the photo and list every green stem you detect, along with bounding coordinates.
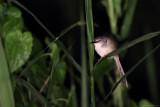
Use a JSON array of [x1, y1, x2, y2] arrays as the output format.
[[80, 1, 88, 107], [144, 41, 159, 104], [120, 0, 137, 40], [85, 0, 95, 106], [107, 0, 117, 35], [112, 71, 123, 107]]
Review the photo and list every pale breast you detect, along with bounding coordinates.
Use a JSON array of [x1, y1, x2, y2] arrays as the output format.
[[95, 43, 114, 57]]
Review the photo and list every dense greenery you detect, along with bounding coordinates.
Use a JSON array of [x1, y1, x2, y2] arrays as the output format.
[[0, 0, 159, 107]]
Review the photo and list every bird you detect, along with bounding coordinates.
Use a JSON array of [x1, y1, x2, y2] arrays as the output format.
[[91, 36, 128, 88]]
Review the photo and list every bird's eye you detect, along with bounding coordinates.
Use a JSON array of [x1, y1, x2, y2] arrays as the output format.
[[97, 40, 101, 42]]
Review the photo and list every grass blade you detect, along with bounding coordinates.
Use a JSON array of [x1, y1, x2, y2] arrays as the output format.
[[120, 0, 137, 40], [80, 2, 88, 107], [16, 77, 48, 106], [107, 0, 117, 35], [99, 43, 160, 106], [144, 40, 159, 103], [85, 0, 95, 106], [0, 37, 15, 107]]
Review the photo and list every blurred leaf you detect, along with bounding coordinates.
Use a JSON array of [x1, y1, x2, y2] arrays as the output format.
[[120, 0, 137, 40], [139, 99, 154, 107], [128, 100, 137, 107], [30, 63, 48, 88], [66, 85, 77, 107], [31, 37, 44, 56], [7, 6, 22, 18], [45, 38, 60, 61], [5, 30, 33, 72], [0, 37, 15, 107], [54, 61, 67, 85], [29, 37, 48, 89], [102, 0, 118, 35], [52, 86, 68, 107], [47, 60, 67, 97], [94, 59, 114, 95], [0, 4, 7, 24], [94, 59, 114, 76], [14, 87, 28, 106], [113, 0, 122, 17], [123, 0, 129, 12], [17, 78, 48, 106]]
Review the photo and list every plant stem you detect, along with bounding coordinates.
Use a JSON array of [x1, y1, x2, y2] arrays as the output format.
[[120, 0, 137, 40], [85, 0, 95, 106], [144, 40, 159, 104], [80, 1, 88, 107], [107, 0, 117, 35]]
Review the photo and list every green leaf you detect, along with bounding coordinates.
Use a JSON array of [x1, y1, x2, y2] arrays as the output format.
[[1, 6, 24, 37], [120, 0, 137, 40], [31, 37, 44, 56], [94, 59, 114, 95], [113, 0, 122, 17], [7, 6, 22, 19], [0, 37, 15, 107], [54, 61, 67, 85], [5, 30, 33, 72], [128, 100, 137, 107], [2, 18, 24, 36], [139, 99, 154, 107], [0, 4, 7, 24], [28, 37, 48, 88], [51, 86, 68, 106]]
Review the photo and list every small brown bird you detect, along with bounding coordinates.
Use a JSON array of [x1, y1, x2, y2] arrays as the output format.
[[91, 36, 128, 87]]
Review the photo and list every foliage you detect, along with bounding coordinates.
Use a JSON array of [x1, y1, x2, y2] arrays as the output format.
[[0, 0, 159, 107]]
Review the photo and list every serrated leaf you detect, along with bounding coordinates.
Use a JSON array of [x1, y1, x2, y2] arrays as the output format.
[[5, 30, 33, 72]]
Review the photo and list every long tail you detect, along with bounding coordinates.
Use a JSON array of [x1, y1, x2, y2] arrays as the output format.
[[114, 56, 128, 88]]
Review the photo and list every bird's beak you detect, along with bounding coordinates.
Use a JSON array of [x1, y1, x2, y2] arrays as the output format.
[[91, 40, 96, 44]]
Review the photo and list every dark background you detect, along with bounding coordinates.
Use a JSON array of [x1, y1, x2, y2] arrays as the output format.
[[14, 0, 160, 105]]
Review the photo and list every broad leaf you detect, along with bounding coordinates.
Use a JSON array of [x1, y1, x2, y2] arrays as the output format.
[[5, 30, 33, 72]]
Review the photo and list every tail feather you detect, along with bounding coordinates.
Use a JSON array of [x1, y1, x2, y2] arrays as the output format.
[[114, 56, 128, 88]]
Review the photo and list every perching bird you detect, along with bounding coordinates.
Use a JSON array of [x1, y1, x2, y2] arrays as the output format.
[[91, 36, 128, 87]]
